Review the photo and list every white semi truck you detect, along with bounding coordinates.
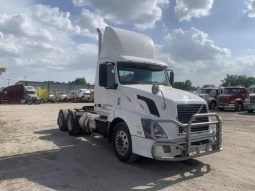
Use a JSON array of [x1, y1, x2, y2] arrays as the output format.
[[244, 85, 255, 113], [57, 27, 222, 163]]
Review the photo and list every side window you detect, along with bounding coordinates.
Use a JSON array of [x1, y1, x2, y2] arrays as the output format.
[[99, 63, 116, 89], [99, 64, 107, 87], [106, 64, 115, 88]]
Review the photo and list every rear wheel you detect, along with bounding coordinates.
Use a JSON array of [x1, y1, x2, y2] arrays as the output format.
[[58, 109, 68, 131], [112, 122, 139, 163], [67, 110, 80, 136]]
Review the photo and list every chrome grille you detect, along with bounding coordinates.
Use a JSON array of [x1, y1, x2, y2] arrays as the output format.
[[250, 96, 255, 104], [177, 104, 209, 133], [219, 97, 228, 104]]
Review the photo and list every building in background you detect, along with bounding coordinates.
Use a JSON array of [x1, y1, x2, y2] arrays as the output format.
[[16, 81, 94, 96]]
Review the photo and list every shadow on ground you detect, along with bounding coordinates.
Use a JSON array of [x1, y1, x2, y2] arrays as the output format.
[[0, 128, 211, 191]]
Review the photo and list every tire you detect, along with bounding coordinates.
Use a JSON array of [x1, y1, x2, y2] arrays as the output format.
[[67, 110, 80, 136], [209, 101, 216, 110], [112, 122, 139, 163], [218, 107, 224, 111], [58, 109, 68, 131], [236, 103, 243, 112], [27, 100, 32, 105], [247, 109, 253, 113]]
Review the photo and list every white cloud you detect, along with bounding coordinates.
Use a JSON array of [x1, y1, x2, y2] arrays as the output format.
[[175, 0, 214, 22], [31, 5, 80, 35], [0, 4, 99, 83], [76, 9, 107, 38], [157, 27, 233, 85], [161, 27, 230, 62], [72, 0, 169, 29], [245, 0, 255, 17], [0, 0, 34, 14]]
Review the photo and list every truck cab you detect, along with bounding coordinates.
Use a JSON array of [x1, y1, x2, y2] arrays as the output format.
[[218, 87, 248, 111], [199, 88, 224, 110], [244, 85, 255, 113], [77, 89, 90, 102], [57, 27, 222, 163], [0, 84, 24, 104], [24, 86, 40, 104]]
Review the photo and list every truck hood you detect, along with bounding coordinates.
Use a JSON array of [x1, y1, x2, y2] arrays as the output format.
[[199, 93, 210, 100], [123, 84, 205, 104]]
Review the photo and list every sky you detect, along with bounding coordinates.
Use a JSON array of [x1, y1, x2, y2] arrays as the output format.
[[0, 0, 255, 87]]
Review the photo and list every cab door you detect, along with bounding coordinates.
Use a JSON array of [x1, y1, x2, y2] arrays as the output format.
[[96, 62, 119, 116]]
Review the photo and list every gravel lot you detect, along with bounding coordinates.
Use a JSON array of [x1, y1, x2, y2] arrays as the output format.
[[0, 103, 255, 191]]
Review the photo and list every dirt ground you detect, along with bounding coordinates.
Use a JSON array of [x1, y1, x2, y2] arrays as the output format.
[[0, 103, 254, 191]]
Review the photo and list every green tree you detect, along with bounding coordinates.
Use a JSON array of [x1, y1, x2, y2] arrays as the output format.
[[174, 80, 195, 91], [73, 77, 87, 84], [202, 84, 216, 88], [221, 74, 255, 88]]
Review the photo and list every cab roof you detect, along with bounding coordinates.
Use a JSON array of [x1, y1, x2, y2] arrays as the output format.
[[100, 27, 154, 60]]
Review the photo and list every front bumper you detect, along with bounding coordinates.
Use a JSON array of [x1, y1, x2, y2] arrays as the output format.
[[151, 113, 222, 161], [244, 103, 255, 110], [218, 103, 235, 109]]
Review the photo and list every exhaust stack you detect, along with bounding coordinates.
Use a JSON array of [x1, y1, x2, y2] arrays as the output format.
[[97, 28, 102, 59]]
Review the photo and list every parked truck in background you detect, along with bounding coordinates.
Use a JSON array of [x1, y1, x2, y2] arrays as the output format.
[[67, 89, 91, 102], [24, 86, 40, 104], [57, 27, 222, 163], [56, 91, 68, 102], [76, 89, 91, 102], [244, 85, 255, 113], [0, 84, 40, 104], [199, 87, 224, 110], [218, 86, 249, 111]]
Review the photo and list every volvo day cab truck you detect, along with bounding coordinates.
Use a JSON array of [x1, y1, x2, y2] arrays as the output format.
[[57, 27, 222, 163]]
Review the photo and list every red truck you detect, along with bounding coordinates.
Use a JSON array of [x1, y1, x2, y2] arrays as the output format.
[[218, 86, 249, 111], [0, 84, 40, 104]]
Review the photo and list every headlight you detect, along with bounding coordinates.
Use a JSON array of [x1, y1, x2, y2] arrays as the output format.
[[141, 119, 168, 140]]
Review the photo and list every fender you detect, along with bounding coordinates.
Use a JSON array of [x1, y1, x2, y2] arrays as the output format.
[[235, 98, 243, 103]]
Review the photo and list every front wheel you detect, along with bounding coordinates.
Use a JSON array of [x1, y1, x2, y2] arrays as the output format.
[[112, 122, 138, 163], [236, 103, 243, 112], [209, 101, 216, 110], [247, 109, 253, 113]]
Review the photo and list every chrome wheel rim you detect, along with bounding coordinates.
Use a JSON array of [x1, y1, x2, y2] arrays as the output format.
[[115, 130, 129, 155]]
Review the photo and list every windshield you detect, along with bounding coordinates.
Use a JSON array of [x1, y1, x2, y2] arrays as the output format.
[[224, 88, 241, 94], [117, 62, 169, 86], [249, 88, 255, 93], [27, 91, 36, 94], [201, 89, 212, 94]]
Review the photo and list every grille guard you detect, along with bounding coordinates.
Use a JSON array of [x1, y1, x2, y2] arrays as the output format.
[[150, 113, 222, 160]]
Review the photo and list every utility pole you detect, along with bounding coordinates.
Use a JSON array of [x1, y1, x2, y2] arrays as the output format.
[[6, 79, 11, 86]]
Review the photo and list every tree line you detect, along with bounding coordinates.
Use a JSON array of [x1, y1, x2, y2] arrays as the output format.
[[173, 74, 255, 91]]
